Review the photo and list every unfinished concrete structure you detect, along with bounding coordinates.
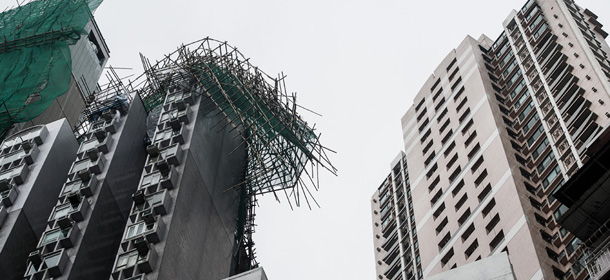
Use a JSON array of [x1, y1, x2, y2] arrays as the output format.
[[372, 0, 610, 279]]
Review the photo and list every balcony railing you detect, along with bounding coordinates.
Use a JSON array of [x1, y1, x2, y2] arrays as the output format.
[[586, 240, 610, 280]]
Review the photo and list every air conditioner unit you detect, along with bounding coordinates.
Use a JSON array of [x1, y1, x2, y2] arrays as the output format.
[[68, 192, 82, 205], [134, 237, 149, 255], [78, 169, 91, 182], [0, 179, 11, 192], [142, 210, 156, 225], [93, 130, 106, 141], [146, 145, 160, 157], [57, 216, 73, 230], [87, 149, 99, 161], [156, 160, 170, 176], [28, 250, 42, 266], [132, 190, 146, 205], [21, 141, 32, 152]]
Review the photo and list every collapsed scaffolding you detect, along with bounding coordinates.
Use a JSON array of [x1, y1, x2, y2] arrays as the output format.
[[75, 37, 337, 272]]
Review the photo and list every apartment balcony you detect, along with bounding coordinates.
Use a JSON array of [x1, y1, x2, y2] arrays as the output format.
[[586, 241, 610, 280]]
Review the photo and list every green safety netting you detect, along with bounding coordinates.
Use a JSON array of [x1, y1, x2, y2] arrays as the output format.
[[0, 0, 102, 135]]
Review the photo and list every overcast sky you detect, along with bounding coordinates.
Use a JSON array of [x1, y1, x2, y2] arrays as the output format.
[[2, 0, 609, 279]]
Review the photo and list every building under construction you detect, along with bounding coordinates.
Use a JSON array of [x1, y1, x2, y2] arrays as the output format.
[[0, 1, 335, 279]]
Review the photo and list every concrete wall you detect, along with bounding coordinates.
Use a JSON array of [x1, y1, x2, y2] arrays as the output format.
[[64, 95, 148, 280], [153, 96, 247, 279], [0, 119, 78, 279]]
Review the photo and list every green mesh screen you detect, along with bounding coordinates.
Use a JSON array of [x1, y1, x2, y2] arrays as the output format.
[[0, 0, 102, 136]]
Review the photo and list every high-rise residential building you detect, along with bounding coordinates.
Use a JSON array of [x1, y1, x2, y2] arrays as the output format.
[[0, 1, 334, 276], [372, 153, 422, 280], [371, 0, 610, 279]]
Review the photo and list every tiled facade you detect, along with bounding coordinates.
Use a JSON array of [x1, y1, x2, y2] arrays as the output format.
[[372, 0, 610, 279]]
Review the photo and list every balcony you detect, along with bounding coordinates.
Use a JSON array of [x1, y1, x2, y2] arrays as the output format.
[[586, 241, 610, 280]]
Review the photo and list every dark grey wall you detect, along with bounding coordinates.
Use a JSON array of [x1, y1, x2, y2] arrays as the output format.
[[67, 96, 148, 280], [156, 98, 247, 280], [0, 120, 78, 280]]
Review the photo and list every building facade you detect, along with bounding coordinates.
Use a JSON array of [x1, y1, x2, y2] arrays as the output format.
[[371, 153, 422, 280], [372, 0, 610, 279]]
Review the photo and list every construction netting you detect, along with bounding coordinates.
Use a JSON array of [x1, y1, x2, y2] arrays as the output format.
[[0, 0, 102, 136]]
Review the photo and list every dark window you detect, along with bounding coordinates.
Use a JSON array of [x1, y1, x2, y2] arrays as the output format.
[[461, 224, 475, 241], [482, 198, 496, 217], [485, 213, 501, 233], [458, 208, 471, 225]]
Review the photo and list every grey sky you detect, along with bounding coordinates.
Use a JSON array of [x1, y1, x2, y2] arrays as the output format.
[[1, 0, 609, 279]]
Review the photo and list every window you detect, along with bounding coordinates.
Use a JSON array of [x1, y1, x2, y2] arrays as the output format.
[[446, 153, 458, 170], [486, 214, 501, 233], [527, 125, 545, 147], [474, 171, 488, 189], [464, 131, 477, 147], [452, 180, 464, 197], [41, 228, 70, 246], [430, 79, 441, 93], [437, 108, 448, 122], [446, 58, 457, 71], [489, 230, 505, 250], [513, 91, 529, 110], [61, 180, 84, 195], [52, 202, 79, 220], [441, 130, 453, 144], [26, 251, 62, 276], [431, 188, 443, 205], [420, 129, 431, 143], [467, 143, 480, 159], [465, 239, 479, 258], [461, 119, 474, 134], [459, 108, 470, 123], [456, 96, 468, 112], [441, 248, 454, 267], [432, 88, 443, 102], [518, 102, 535, 122], [542, 165, 561, 189], [141, 172, 163, 189], [439, 232, 451, 249], [509, 79, 527, 99], [482, 198, 496, 217], [428, 175, 441, 191], [506, 69, 522, 89], [436, 217, 448, 234], [125, 222, 155, 240], [532, 138, 549, 159], [115, 250, 146, 271], [433, 202, 446, 219], [448, 166, 462, 183], [537, 152, 556, 173], [134, 191, 165, 212], [522, 114, 539, 134], [478, 183, 492, 200], [444, 141, 456, 157], [461, 224, 475, 241], [451, 77, 462, 91], [455, 193, 468, 210], [435, 97, 446, 112], [453, 86, 465, 101], [533, 23, 548, 39], [426, 163, 438, 178], [422, 140, 434, 155], [439, 119, 451, 134], [458, 208, 471, 225], [471, 156, 484, 172], [425, 151, 436, 167], [448, 67, 459, 81]]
